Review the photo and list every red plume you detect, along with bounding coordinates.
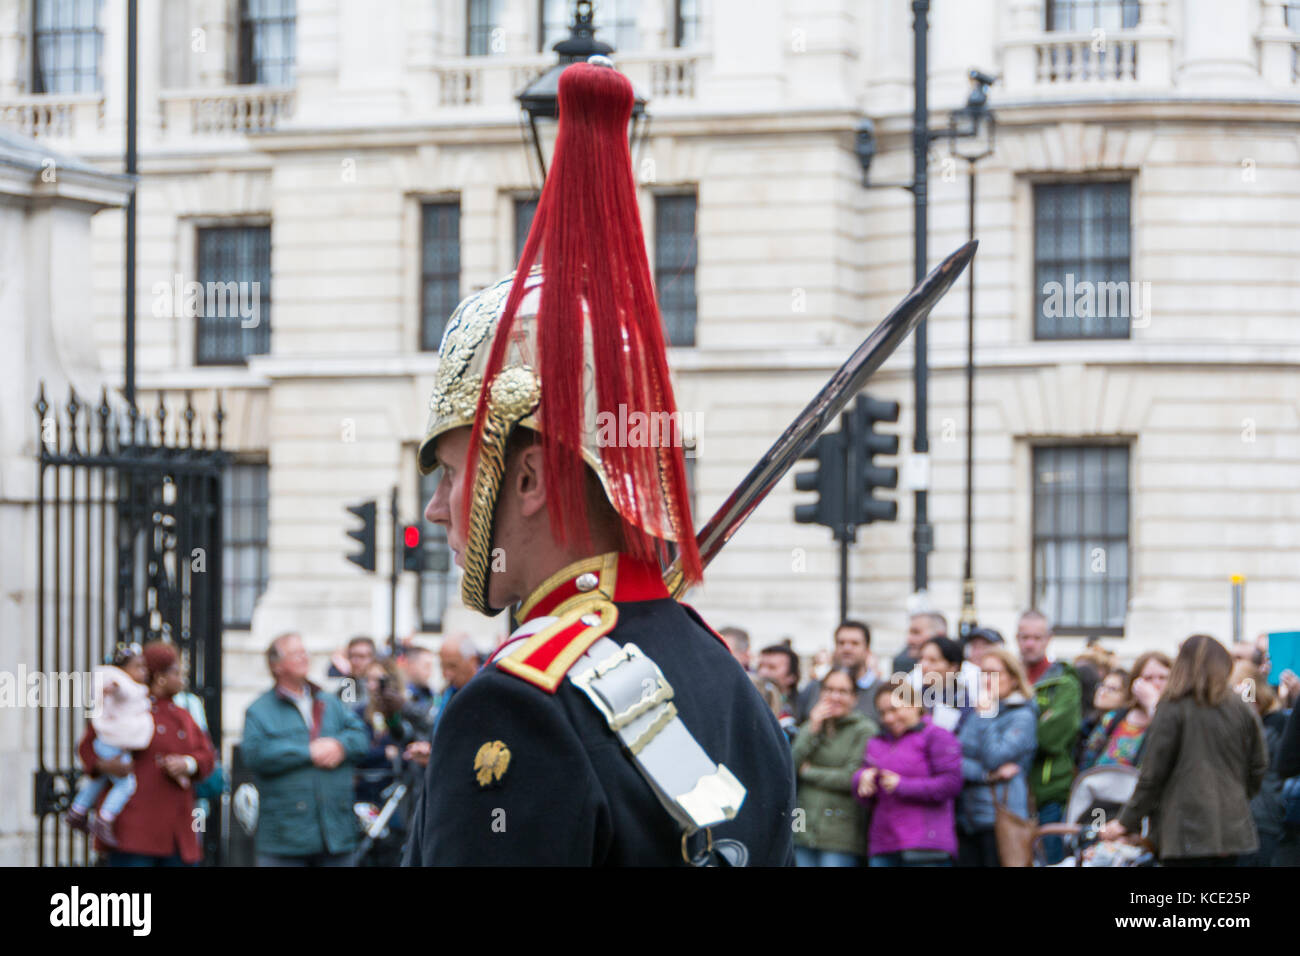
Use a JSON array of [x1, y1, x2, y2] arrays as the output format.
[[465, 62, 702, 586]]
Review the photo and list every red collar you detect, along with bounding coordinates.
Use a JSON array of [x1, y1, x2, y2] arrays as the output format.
[[516, 552, 669, 624]]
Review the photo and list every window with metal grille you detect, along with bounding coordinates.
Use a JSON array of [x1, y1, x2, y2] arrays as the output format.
[[1289, 0, 1300, 28], [514, 196, 538, 262], [676, 0, 702, 47], [239, 0, 296, 86], [468, 0, 504, 55], [1034, 182, 1131, 339], [540, 0, 638, 52], [223, 462, 269, 630], [421, 202, 462, 351], [31, 0, 103, 94], [418, 469, 453, 631], [1032, 445, 1129, 634], [195, 225, 272, 365], [1046, 0, 1138, 30], [655, 192, 697, 347]]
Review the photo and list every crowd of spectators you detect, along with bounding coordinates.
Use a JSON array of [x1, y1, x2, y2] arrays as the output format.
[[726, 612, 1300, 867]]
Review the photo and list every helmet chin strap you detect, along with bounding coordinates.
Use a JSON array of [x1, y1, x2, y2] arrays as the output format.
[[460, 414, 512, 618], [461, 367, 541, 616]]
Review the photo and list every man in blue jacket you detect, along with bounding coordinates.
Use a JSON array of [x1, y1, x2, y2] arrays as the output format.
[[242, 632, 369, 866]]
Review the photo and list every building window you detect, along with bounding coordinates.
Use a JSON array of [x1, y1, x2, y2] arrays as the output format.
[[1034, 182, 1131, 340], [31, 0, 103, 94], [1046, 0, 1138, 31], [468, 0, 504, 55], [421, 202, 462, 351], [239, 0, 296, 86], [655, 192, 697, 347], [418, 469, 453, 631], [195, 225, 272, 365], [540, 0, 638, 52], [223, 462, 269, 630], [1032, 445, 1129, 634], [514, 196, 538, 262], [676, 0, 702, 47]]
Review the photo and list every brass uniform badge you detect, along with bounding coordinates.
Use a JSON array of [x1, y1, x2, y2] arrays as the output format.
[[474, 740, 511, 787]]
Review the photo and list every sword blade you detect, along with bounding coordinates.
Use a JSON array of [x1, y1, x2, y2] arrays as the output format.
[[666, 239, 978, 596]]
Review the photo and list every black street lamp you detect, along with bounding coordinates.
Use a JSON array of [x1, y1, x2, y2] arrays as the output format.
[[949, 70, 995, 640], [853, 22, 997, 606], [517, 0, 647, 181]]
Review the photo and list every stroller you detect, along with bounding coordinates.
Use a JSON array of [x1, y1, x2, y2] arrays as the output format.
[[1031, 764, 1157, 867]]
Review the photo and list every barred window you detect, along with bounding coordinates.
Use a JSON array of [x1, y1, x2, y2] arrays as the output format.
[[239, 0, 296, 86], [223, 462, 269, 630], [540, 0, 638, 52], [31, 0, 103, 94], [468, 0, 504, 55], [1032, 445, 1129, 634], [1046, 0, 1138, 30], [676, 0, 702, 47], [655, 192, 698, 347], [418, 469, 453, 631], [421, 202, 462, 351], [196, 226, 272, 365], [1034, 182, 1131, 340], [514, 196, 538, 262]]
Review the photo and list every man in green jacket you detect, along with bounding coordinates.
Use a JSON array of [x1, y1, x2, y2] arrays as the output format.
[[242, 632, 370, 866], [1016, 610, 1081, 865]]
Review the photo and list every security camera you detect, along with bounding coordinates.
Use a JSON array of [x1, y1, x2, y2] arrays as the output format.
[[969, 69, 996, 87]]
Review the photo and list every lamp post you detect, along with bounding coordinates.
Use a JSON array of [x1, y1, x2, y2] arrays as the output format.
[[516, 0, 647, 181], [854, 37, 996, 608], [948, 72, 996, 640]]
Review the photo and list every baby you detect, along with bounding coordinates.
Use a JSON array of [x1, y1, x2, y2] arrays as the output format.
[[66, 643, 155, 846]]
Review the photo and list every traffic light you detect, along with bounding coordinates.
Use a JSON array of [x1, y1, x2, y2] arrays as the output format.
[[345, 500, 377, 572], [848, 393, 900, 524], [401, 524, 425, 573], [793, 430, 850, 540]]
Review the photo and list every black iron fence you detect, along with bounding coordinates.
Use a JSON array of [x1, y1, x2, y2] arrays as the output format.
[[32, 384, 228, 866]]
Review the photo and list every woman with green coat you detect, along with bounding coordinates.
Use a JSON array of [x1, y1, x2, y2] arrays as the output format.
[[792, 667, 879, 866]]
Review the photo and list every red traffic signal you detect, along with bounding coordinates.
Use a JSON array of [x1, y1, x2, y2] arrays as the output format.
[[401, 524, 425, 572]]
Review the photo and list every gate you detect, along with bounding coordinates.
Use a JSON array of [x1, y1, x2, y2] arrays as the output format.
[[32, 384, 228, 866]]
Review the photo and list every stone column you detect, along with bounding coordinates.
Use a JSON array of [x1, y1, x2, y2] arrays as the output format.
[[1000, 0, 1044, 94], [198, 0, 234, 87], [1135, 0, 1174, 87], [699, 0, 785, 108], [0, 0, 26, 96], [1257, 0, 1297, 87], [1176, 0, 1260, 93]]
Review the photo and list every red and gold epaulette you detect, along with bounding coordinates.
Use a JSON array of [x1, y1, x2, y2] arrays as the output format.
[[496, 598, 619, 694]]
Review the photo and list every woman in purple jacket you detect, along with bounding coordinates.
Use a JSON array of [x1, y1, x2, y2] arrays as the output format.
[[853, 682, 964, 866]]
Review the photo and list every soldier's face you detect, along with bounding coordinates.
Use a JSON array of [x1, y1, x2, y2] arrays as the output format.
[[426, 427, 472, 567]]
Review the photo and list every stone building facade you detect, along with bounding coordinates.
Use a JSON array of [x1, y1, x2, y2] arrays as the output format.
[[1, 0, 1298, 762]]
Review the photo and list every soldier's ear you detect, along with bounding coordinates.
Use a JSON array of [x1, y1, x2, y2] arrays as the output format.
[[514, 443, 547, 518]]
